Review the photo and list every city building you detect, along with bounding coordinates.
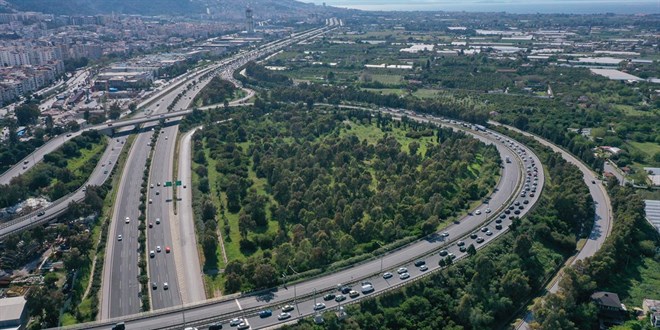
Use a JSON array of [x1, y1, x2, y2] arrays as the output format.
[[0, 296, 28, 330], [246, 8, 255, 34]]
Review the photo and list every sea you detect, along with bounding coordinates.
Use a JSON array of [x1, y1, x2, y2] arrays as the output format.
[[319, 1, 660, 14]]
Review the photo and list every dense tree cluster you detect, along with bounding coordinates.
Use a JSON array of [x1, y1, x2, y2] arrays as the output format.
[[240, 61, 293, 88], [189, 105, 499, 292], [0, 131, 105, 208], [284, 127, 596, 330], [193, 76, 238, 106]]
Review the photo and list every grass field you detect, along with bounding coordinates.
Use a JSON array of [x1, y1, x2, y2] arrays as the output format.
[[66, 138, 108, 174], [628, 141, 660, 158], [614, 104, 659, 117], [362, 87, 442, 99], [604, 256, 660, 308]]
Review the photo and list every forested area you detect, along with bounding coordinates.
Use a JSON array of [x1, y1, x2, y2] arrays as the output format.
[[530, 183, 660, 329], [192, 76, 238, 106], [0, 131, 105, 209], [183, 104, 500, 293], [283, 128, 595, 330]]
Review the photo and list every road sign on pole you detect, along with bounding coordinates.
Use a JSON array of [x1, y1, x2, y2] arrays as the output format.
[[165, 181, 172, 187], [176, 181, 182, 186]]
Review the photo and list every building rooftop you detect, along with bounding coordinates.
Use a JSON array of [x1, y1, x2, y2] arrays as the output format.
[[0, 296, 26, 323], [591, 291, 623, 309], [645, 200, 660, 234]]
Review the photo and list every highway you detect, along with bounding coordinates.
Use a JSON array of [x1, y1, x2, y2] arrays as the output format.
[[174, 127, 206, 304], [491, 123, 613, 329], [0, 135, 127, 238], [62, 108, 544, 330]]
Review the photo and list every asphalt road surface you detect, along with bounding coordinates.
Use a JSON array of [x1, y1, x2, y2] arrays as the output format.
[[174, 127, 206, 304]]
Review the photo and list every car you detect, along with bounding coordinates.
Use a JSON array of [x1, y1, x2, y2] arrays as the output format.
[[397, 267, 408, 274], [496, 218, 503, 224], [486, 231, 493, 236], [399, 272, 410, 280], [155, 218, 161, 224], [499, 214, 506, 219], [149, 222, 153, 228], [419, 264, 428, 271], [523, 200, 529, 204], [155, 191, 160, 195], [414, 260, 426, 267], [504, 209, 511, 214], [157, 182, 161, 186], [485, 208, 491, 213], [459, 246, 467, 252], [237, 323, 249, 330], [22, 165, 27, 170], [229, 318, 242, 326], [474, 210, 481, 215], [258, 309, 272, 318], [349, 290, 360, 298], [165, 246, 171, 253], [117, 235, 122, 241], [209, 322, 223, 330], [282, 305, 294, 312], [340, 286, 352, 294], [183, 184, 187, 188], [278, 312, 291, 320], [313, 302, 326, 310], [439, 250, 449, 257], [476, 237, 485, 243], [519, 205, 525, 210], [530, 193, 535, 197], [441, 232, 449, 237], [150, 184, 154, 188], [156, 246, 161, 253], [37, 210, 45, 216], [481, 227, 488, 232], [361, 282, 374, 293], [323, 293, 335, 301], [152, 282, 157, 290], [470, 233, 478, 239], [335, 294, 346, 302], [514, 210, 521, 215], [514, 201, 520, 206], [457, 240, 465, 246], [150, 250, 155, 258], [591, 180, 596, 184], [125, 217, 130, 224], [149, 199, 153, 204], [495, 224, 503, 230], [163, 282, 168, 290], [383, 272, 393, 279]]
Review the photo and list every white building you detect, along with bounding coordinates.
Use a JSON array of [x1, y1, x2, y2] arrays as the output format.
[[0, 296, 28, 330]]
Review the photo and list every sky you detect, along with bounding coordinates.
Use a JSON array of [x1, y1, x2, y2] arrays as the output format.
[[305, 0, 660, 14]]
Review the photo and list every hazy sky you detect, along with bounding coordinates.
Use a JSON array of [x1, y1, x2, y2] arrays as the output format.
[[305, 0, 660, 13]]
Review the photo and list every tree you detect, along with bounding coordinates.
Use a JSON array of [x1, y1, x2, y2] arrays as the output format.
[[15, 103, 40, 125], [108, 102, 121, 120]]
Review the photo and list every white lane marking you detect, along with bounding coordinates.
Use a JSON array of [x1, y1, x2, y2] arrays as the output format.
[[235, 298, 243, 311]]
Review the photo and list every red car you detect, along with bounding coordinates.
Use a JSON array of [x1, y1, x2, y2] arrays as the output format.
[[165, 246, 171, 253]]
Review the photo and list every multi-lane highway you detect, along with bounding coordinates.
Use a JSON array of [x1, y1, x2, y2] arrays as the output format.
[[62, 108, 543, 330], [495, 123, 613, 330]]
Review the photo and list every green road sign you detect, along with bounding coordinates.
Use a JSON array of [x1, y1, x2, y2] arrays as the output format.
[[176, 181, 182, 186], [165, 181, 172, 187]]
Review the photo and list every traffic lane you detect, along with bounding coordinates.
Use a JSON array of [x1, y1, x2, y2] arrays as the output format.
[[109, 132, 153, 318], [148, 125, 182, 310]]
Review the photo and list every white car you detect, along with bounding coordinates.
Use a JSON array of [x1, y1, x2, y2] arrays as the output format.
[[156, 246, 162, 253], [277, 312, 291, 320], [399, 272, 410, 280], [229, 318, 242, 326], [117, 235, 122, 241], [163, 282, 168, 290], [313, 302, 326, 310], [125, 217, 130, 224], [150, 250, 155, 258], [397, 267, 408, 274], [474, 210, 481, 215]]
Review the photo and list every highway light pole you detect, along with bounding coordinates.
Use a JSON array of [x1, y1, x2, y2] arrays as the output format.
[[375, 241, 384, 273]]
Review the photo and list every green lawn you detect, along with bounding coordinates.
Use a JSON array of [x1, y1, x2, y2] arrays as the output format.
[[339, 120, 436, 157], [370, 74, 403, 85], [604, 257, 660, 308], [66, 139, 107, 175], [628, 141, 660, 157]]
